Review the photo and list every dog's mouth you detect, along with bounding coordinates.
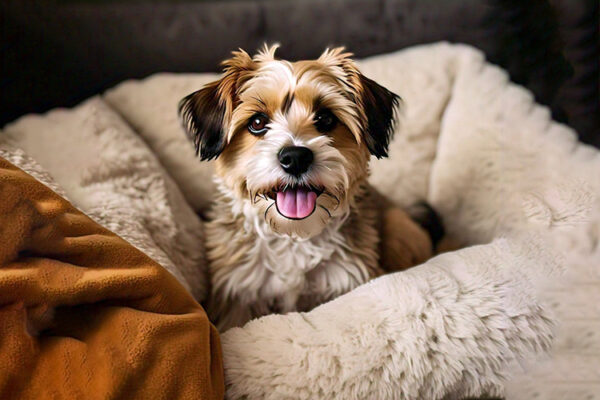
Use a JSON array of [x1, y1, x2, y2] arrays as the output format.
[[266, 184, 323, 220]]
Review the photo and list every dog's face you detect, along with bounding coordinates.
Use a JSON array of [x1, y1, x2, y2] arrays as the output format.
[[179, 45, 399, 238]]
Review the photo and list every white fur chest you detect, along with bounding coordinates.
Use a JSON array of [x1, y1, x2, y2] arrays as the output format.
[[247, 215, 371, 311], [206, 197, 378, 329]]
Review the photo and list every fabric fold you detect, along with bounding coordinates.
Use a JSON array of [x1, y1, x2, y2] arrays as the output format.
[[0, 157, 224, 400]]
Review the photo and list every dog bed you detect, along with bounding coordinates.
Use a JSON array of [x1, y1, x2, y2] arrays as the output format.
[[2, 42, 599, 399]]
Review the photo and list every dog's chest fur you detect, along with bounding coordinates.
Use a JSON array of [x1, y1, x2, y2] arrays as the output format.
[[206, 184, 382, 330]]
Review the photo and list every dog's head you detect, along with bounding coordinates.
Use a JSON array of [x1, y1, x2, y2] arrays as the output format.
[[179, 45, 399, 238]]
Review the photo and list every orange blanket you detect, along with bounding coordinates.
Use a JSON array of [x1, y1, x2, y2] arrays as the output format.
[[0, 157, 224, 399]]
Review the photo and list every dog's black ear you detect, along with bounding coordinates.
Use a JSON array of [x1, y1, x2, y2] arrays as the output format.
[[178, 49, 255, 161], [179, 82, 228, 161], [357, 74, 400, 159]]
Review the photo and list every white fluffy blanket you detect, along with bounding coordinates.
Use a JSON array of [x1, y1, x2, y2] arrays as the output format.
[[2, 43, 599, 399]]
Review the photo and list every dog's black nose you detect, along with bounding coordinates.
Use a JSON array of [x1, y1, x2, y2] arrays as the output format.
[[278, 146, 314, 176]]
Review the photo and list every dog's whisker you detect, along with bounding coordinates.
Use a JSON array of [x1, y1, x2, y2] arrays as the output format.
[[319, 205, 332, 218], [321, 192, 341, 208], [264, 201, 275, 221]]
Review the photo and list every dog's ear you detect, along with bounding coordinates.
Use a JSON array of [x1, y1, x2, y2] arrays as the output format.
[[178, 49, 255, 161], [319, 47, 400, 159], [355, 74, 400, 159]]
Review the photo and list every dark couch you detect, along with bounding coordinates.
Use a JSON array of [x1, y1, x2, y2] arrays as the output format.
[[1, 0, 598, 146]]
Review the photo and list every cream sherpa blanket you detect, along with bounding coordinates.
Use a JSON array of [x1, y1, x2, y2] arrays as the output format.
[[2, 42, 599, 399]]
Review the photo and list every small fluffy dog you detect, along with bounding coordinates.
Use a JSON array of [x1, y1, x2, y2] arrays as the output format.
[[179, 45, 442, 330]]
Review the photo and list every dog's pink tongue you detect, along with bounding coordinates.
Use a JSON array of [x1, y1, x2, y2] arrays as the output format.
[[276, 187, 317, 219]]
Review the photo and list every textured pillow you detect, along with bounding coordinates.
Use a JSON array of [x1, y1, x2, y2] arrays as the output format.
[[105, 74, 219, 213]]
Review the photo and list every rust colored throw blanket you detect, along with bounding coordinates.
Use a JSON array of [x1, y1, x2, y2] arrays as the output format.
[[0, 157, 224, 400]]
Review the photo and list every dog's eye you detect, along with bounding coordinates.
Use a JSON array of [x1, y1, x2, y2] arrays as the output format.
[[314, 109, 337, 133], [248, 113, 269, 136]]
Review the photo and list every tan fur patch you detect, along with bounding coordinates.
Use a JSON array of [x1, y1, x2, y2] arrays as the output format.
[[215, 129, 259, 198], [329, 125, 370, 187]]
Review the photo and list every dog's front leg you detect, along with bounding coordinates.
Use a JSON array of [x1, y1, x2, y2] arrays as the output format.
[[378, 206, 434, 272], [369, 186, 443, 272]]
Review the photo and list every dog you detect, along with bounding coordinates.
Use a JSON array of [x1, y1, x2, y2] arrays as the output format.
[[179, 45, 443, 330]]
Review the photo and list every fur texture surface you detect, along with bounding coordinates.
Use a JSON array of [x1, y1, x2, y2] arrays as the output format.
[[2, 42, 599, 399]]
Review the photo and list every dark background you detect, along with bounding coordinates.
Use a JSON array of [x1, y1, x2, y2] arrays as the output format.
[[1, 0, 598, 147]]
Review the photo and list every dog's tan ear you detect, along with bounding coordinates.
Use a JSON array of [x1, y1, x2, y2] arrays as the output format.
[[178, 50, 255, 160], [319, 47, 400, 159]]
